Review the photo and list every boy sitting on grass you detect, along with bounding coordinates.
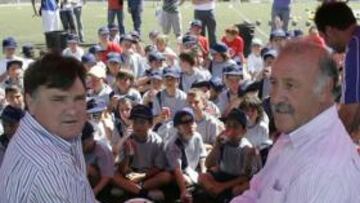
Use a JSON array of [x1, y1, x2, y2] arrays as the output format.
[[113, 105, 171, 201], [199, 108, 262, 203]]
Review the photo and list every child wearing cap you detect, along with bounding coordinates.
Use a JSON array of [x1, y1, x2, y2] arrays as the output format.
[[113, 105, 170, 201], [142, 71, 163, 108], [208, 42, 237, 79], [2, 60, 24, 90], [152, 67, 187, 124], [247, 38, 264, 80], [114, 69, 142, 104], [155, 35, 178, 66], [62, 34, 84, 61], [81, 121, 115, 201], [221, 25, 245, 64], [0, 37, 23, 83], [82, 53, 97, 71], [164, 108, 207, 203], [108, 24, 121, 44], [87, 65, 113, 105], [218, 64, 244, 117], [97, 26, 122, 63], [189, 19, 210, 58], [106, 52, 123, 87], [186, 89, 224, 152], [179, 52, 210, 92], [199, 108, 261, 202]]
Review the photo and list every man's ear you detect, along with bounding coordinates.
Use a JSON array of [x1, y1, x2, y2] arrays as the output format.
[[25, 93, 36, 115]]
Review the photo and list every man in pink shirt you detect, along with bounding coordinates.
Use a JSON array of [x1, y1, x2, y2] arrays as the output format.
[[231, 40, 360, 203]]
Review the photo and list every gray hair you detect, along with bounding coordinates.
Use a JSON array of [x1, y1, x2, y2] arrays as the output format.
[[314, 54, 339, 97]]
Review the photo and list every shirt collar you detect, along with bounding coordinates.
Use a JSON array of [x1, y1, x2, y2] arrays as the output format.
[[22, 112, 74, 153], [286, 105, 338, 149]]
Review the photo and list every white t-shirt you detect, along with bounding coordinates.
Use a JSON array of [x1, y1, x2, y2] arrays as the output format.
[[193, 0, 215, 10], [247, 53, 263, 76]]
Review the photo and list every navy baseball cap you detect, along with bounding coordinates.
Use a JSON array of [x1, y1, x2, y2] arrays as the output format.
[[163, 67, 180, 78], [108, 23, 118, 31], [88, 45, 104, 54], [2, 37, 17, 49], [182, 35, 198, 46], [82, 53, 97, 64], [107, 52, 122, 63], [190, 19, 202, 27], [270, 29, 286, 39], [210, 43, 228, 54], [223, 64, 243, 76], [191, 80, 210, 89], [98, 26, 110, 35], [67, 34, 79, 43], [173, 108, 195, 127], [22, 43, 34, 54], [226, 108, 247, 128], [148, 51, 165, 62], [209, 77, 225, 92], [86, 98, 107, 114], [1, 105, 24, 123], [150, 71, 163, 80], [262, 49, 278, 60], [81, 121, 95, 141], [6, 59, 23, 70], [129, 104, 153, 120]]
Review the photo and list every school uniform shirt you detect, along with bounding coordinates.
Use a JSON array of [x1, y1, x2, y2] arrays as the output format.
[[247, 53, 263, 77], [217, 89, 236, 115], [152, 89, 187, 118], [231, 105, 360, 203], [119, 131, 166, 172], [209, 59, 236, 79], [85, 141, 115, 177], [62, 47, 85, 61], [218, 138, 261, 177], [245, 114, 272, 150], [196, 113, 224, 145], [180, 68, 210, 92], [0, 113, 96, 203], [122, 52, 146, 79]]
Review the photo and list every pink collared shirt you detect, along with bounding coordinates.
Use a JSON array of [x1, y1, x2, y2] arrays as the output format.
[[231, 105, 360, 203]]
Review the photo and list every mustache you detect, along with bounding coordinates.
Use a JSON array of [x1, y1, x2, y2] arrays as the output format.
[[271, 102, 295, 114]]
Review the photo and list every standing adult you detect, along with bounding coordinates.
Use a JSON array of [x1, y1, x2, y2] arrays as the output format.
[[231, 41, 360, 203], [31, 0, 61, 33], [108, 0, 125, 35], [72, 0, 86, 42], [192, 0, 217, 46], [314, 2, 360, 135], [0, 54, 96, 203], [271, 0, 292, 31], [161, 0, 184, 37], [128, 0, 143, 34]]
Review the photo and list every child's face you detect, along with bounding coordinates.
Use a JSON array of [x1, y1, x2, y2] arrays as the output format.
[[180, 60, 192, 73], [6, 91, 23, 109], [118, 102, 132, 122], [251, 45, 261, 55], [116, 77, 132, 92], [107, 62, 120, 75], [225, 119, 246, 140], [225, 33, 236, 41], [187, 95, 205, 112], [225, 75, 242, 92], [132, 117, 152, 137], [8, 65, 22, 79], [212, 53, 224, 63]]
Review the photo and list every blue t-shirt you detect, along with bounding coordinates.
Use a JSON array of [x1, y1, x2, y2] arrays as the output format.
[[41, 0, 58, 11], [343, 26, 360, 104]]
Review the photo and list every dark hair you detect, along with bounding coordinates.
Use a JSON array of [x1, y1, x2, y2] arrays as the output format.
[[179, 52, 196, 66], [116, 69, 135, 82], [239, 96, 264, 124], [314, 2, 356, 32], [24, 54, 86, 97], [5, 85, 22, 96]]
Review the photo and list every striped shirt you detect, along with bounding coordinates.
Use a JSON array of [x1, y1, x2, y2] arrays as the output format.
[[231, 105, 360, 203], [0, 112, 96, 203], [343, 26, 360, 104]]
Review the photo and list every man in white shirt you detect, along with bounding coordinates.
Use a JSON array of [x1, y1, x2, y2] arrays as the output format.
[[231, 40, 360, 203]]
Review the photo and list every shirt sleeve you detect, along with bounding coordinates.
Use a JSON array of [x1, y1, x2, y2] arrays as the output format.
[[343, 36, 360, 104], [165, 142, 182, 171], [31, 162, 96, 203]]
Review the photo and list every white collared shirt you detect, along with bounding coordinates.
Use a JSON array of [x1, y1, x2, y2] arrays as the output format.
[[231, 105, 360, 203]]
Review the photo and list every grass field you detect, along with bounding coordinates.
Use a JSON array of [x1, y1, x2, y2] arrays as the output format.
[[1, 1, 360, 52]]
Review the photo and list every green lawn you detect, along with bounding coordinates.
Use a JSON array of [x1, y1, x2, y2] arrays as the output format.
[[1, 1, 360, 53]]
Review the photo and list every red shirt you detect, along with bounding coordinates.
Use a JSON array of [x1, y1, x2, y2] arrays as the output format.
[[221, 36, 244, 58], [108, 0, 123, 10], [99, 42, 122, 63], [198, 36, 209, 57]]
